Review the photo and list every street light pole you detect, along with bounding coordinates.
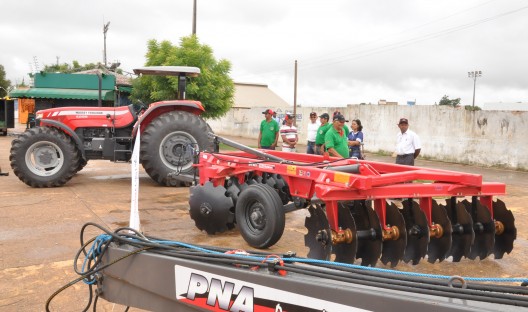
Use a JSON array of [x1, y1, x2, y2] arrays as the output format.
[[293, 60, 298, 127], [192, 0, 197, 35], [103, 22, 110, 67], [468, 70, 482, 108]]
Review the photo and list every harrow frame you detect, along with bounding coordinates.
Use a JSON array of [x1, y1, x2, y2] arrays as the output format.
[[190, 137, 515, 266]]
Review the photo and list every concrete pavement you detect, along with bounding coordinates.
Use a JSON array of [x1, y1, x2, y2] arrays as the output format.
[[0, 127, 527, 311]]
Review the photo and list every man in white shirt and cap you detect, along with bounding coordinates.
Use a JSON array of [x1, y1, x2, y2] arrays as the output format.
[[395, 118, 421, 166], [280, 114, 298, 152], [306, 112, 320, 154]]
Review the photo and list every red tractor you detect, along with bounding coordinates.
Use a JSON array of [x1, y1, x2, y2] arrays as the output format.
[[10, 66, 213, 187]]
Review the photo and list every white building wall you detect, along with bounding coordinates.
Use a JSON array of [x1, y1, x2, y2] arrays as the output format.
[[208, 105, 528, 170]]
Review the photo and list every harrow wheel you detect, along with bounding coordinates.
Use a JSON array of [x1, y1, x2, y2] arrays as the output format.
[[426, 200, 453, 263], [304, 204, 332, 260], [443, 198, 474, 262], [492, 199, 516, 259], [352, 200, 382, 267], [380, 202, 407, 267], [189, 182, 235, 235], [236, 183, 285, 249], [401, 199, 429, 265], [462, 198, 495, 260], [333, 202, 358, 263]]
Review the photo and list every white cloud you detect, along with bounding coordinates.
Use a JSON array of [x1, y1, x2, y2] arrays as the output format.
[[1, 0, 526, 106]]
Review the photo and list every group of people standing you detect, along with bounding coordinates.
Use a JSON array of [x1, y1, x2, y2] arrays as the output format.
[[257, 109, 299, 151], [311, 111, 364, 159], [258, 109, 421, 166]]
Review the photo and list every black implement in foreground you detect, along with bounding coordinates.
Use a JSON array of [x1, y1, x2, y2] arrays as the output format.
[[47, 223, 528, 312]]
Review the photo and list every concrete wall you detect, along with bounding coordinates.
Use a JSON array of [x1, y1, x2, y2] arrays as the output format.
[[208, 105, 528, 170]]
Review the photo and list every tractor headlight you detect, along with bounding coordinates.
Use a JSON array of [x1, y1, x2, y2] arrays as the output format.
[[36, 112, 43, 120]]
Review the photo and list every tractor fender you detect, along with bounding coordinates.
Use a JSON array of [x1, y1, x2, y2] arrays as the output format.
[[40, 119, 86, 160], [132, 100, 205, 137]]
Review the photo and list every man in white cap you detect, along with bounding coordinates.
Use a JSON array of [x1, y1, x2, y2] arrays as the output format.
[[306, 112, 320, 154], [280, 114, 298, 152]]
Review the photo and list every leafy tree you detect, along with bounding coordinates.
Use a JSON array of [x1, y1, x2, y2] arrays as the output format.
[[42, 61, 123, 74], [439, 95, 461, 107], [43, 61, 102, 73], [130, 35, 234, 119], [0, 65, 12, 97], [464, 105, 481, 111]]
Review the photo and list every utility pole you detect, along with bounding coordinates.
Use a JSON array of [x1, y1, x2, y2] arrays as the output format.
[[293, 60, 298, 127], [192, 0, 197, 35], [103, 21, 110, 67], [468, 70, 482, 108]]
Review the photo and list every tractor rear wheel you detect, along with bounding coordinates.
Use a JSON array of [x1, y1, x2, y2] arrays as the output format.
[[9, 127, 80, 187], [140, 111, 213, 186]]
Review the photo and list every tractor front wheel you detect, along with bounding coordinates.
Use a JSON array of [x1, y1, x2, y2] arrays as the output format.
[[9, 127, 81, 187]]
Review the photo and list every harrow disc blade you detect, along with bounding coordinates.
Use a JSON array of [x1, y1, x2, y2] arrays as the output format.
[[246, 174, 263, 185], [225, 178, 243, 229], [401, 199, 429, 265], [333, 202, 358, 263], [271, 174, 290, 205], [304, 204, 332, 260], [265, 176, 277, 189], [462, 199, 495, 260], [189, 182, 235, 235], [427, 200, 453, 263], [443, 199, 474, 262], [492, 199, 516, 259], [380, 202, 407, 267], [352, 200, 382, 267]]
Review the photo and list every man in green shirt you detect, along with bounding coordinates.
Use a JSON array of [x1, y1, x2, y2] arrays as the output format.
[[315, 113, 331, 155], [258, 109, 280, 150], [325, 114, 349, 158]]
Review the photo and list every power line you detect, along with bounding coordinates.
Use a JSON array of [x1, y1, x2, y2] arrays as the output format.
[[236, 3, 528, 80], [299, 0, 500, 66], [299, 4, 528, 71]]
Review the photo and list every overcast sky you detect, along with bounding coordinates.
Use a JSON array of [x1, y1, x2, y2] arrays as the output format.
[[1, 0, 527, 107]]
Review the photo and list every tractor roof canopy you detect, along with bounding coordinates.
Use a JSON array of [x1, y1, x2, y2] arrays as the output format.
[[133, 66, 200, 77]]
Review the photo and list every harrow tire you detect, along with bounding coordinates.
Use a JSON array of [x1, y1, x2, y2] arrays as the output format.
[[9, 127, 80, 187], [140, 111, 213, 186], [236, 184, 285, 249]]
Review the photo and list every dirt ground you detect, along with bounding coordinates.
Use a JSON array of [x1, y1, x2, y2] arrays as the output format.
[[0, 128, 527, 311]]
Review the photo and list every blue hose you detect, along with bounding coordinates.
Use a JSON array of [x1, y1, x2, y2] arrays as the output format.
[[88, 234, 528, 284]]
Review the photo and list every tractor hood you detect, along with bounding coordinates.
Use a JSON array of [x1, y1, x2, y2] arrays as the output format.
[[36, 106, 135, 130]]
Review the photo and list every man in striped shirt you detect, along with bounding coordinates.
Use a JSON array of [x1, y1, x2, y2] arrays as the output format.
[[280, 114, 298, 152]]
